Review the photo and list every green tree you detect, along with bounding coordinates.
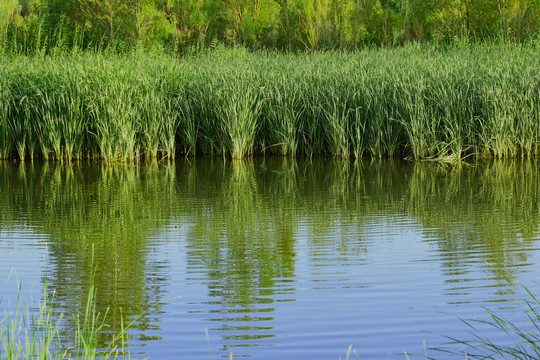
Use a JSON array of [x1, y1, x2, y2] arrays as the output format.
[[496, 0, 540, 40], [469, 0, 500, 38], [429, 0, 467, 41], [166, 0, 212, 49], [400, 0, 431, 42], [135, 0, 176, 49], [0, 0, 21, 50], [80, 0, 135, 43], [351, 0, 386, 45], [300, 0, 332, 50], [216, 0, 279, 47]]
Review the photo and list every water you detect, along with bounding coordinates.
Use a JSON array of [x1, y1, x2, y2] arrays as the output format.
[[0, 158, 539, 359]]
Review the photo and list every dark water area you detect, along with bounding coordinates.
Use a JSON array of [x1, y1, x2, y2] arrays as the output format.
[[0, 158, 539, 359]]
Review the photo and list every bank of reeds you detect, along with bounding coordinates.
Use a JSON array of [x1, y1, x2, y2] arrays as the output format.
[[0, 43, 538, 161]]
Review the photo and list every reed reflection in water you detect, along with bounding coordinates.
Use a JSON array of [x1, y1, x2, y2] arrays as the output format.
[[0, 158, 539, 359]]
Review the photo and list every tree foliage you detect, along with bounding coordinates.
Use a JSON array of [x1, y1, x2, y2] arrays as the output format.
[[0, 0, 538, 53]]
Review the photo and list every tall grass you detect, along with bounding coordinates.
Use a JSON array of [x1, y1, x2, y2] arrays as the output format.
[[217, 80, 263, 159], [0, 43, 538, 161], [429, 283, 540, 360], [0, 274, 133, 360], [0, 79, 12, 159]]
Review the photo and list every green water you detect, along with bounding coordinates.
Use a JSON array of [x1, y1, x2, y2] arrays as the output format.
[[0, 158, 539, 359]]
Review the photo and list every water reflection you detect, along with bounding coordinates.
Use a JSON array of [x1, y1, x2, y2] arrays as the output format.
[[404, 161, 540, 290], [0, 161, 174, 348], [178, 159, 298, 348], [0, 158, 539, 358]]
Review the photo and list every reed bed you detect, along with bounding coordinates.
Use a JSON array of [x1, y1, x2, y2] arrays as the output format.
[[0, 43, 538, 161]]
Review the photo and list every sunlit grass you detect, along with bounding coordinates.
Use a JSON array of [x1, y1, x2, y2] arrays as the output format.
[[0, 273, 134, 359], [0, 43, 538, 160]]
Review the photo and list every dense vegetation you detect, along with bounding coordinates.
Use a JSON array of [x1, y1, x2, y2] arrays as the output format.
[[0, 43, 539, 161], [0, 0, 539, 54]]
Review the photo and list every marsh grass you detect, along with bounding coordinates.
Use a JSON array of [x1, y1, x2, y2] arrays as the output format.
[[217, 82, 263, 159], [429, 289, 540, 359], [338, 282, 540, 360], [417, 276, 540, 360], [0, 44, 538, 161], [0, 271, 135, 359], [263, 73, 305, 156], [0, 83, 12, 160]]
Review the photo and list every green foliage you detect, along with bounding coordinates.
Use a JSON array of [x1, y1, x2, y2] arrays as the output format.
[[0, 271, 133, 359], [0, 0, 539, 52], [135, 0, 177, 50], [429, 281, 540, 359], [0, 0, 20, 52], [0, 44, 539, 160]]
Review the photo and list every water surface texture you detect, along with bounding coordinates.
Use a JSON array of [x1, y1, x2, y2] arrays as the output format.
[[1, 159, 539, 359]]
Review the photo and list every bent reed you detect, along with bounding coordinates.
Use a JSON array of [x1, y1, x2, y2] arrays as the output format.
[[0, 43, 539, 161]]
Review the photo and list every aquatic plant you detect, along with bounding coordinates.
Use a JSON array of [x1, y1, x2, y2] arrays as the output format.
[[0, 80, 12, 160], [0, 43, 538, 161], [428, 282, 540, 359], [0, 273, 133, 360]]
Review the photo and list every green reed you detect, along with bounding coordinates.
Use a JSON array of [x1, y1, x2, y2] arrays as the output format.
[[262, 72, 305, 156], [0, 273, 133, 360], [0, 80, 11, 160], [427, 282, 540, 360], [216, 80, 263, 159], [0, 43, 538, 161]]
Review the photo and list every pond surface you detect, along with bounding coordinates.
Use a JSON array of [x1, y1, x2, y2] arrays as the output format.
[[1, 158, 539, 359]]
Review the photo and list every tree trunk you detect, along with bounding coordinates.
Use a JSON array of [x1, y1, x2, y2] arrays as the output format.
[[464, 0, 470, 35], [384, 2, 388, 45], [338, 0, 343, 47], [354, 0, 359, 49], [109, 13, 114, 42], [285, 0, 291, 51]]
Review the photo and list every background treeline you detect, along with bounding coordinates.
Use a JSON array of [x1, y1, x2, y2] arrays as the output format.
[[0, 0, 539, 53]]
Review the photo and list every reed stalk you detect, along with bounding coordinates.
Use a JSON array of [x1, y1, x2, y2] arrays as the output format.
[[0, 275, 133, 359], [429, 283, 540, 360]]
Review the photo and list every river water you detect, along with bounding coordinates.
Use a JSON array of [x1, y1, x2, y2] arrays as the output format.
[[0, 158, 539, 359]]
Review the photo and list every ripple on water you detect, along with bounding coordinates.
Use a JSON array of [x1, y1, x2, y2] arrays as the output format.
[[1, 159, 540, 359]]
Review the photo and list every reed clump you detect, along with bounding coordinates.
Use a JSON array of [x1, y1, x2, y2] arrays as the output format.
[[0, 277, 133, 360], [428, 283, 540, 360], [0, 43, 538, 161]]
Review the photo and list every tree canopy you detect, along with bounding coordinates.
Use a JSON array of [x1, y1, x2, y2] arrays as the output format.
[[0, 0, 539, 53]]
